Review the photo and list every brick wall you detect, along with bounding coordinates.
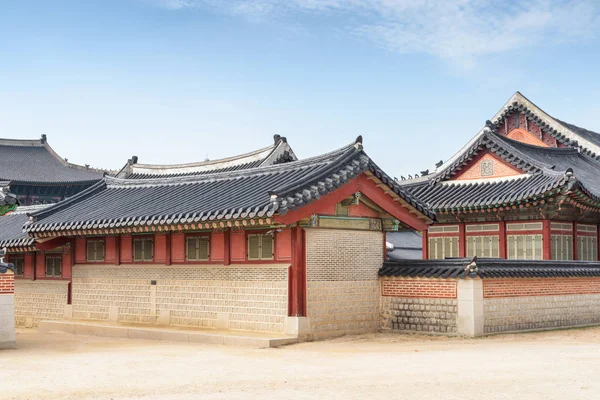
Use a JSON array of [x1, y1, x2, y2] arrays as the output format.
[[482, 278, 600, 333], [72, 264, 288, 333], [483, 279, 600, 298], [14, 280, 69, 327], [382, 279, 457, 298], [380, 278, 458, 334], [305, 229, 383, 338], [0, 271, 16, 349], [0, 273, 14, 294]]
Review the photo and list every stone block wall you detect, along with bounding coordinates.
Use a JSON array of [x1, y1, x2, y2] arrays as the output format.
[[72, 264, 289, 333], [0, 270, 16, 349], [483, 278, 600, 333], [380, 278, 458, 334], [305, 229, 383, 338], [14, 280, 69, 327]]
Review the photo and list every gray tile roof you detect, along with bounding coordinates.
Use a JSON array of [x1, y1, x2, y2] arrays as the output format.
[[404, 130, 600, 211], [0, 137, 105, 184], [117, 135, 297, 179], [386, 231, 423, 261], [379, 258, 600, 279], [0, 205, 51, 249], [490, 92, 600, 158], [25, 138, 434, 234]]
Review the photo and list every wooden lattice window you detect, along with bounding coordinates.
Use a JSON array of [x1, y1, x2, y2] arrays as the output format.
[[507, 234, 543, 260], [11, 256, 24, 276], [45, 255, 62, 278], [247, 234, 274, 260], [428, 237, 459, 260], [186, 236, 210, 261], [466, 236, 499, 258], [578, 236, 598, 261], [133, 237, 154, 262], [86, 239, 105, 262], [551, 234, 573, 261]]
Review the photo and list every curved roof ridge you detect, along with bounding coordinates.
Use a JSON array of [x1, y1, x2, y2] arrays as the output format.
[[133, 143, 276, 170], [107, 140, 358, 188], [492, 91, 600, 156], [0, 135, 107, 183], [0, 138, 46, 147], [119, 136, 298, 179]]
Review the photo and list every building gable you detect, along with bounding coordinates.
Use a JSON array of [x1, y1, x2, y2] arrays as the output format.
[[506, 128, 549, 147], [453, 152, 522, 181]]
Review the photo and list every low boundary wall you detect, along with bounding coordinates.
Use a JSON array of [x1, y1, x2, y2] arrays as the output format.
[[380, 260, 600, 336], [0, 269, 15, 349]]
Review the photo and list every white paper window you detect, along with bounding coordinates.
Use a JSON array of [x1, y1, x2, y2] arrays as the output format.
[[578, 236, 598, 261], [551, 234, 573, 260], [507, 234, 543, 260], [466, 236, 499, 258], [428, 237, 459, 260]]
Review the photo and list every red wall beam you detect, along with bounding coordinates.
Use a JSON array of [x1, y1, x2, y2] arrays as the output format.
[[542, 220, 551, 260], [288, 226, 306, 317]]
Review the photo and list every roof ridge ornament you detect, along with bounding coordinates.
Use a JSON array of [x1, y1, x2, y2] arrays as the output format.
[[354, 135, 363, 150]]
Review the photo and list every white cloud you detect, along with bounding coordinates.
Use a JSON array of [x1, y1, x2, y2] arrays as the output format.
[[149, 0, 600, 68]]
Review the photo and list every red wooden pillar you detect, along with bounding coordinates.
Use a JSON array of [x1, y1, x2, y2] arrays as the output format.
[[289, 226, 306, 317], [499, 221, 507, 259], [114, 235, 121, 266], [598, 224, 600, 261], [422, 230, 428, 260], [223, 229, 231, 266], [573, 222, 579, 261], [542, 220, 551, 260], [458, 223, 466, 258], [165, 232, 172, 266], [32, 251, 38, 281]]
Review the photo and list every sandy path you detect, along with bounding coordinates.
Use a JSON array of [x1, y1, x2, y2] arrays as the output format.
[[2, 328, 600, 399]]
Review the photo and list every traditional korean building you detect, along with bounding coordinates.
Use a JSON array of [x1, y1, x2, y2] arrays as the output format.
[[0, 135, 107, 206], [402, 92, 600, 261], [17, 137, 432, 338], [115, 134, 296, 179]]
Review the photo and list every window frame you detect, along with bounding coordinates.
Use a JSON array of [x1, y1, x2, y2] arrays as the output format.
[[578, 235, 598, 261], [551, 233, 573, 261], [246, 232, 275, 261], [86, 238, 106, 263], [507, 234, 543, 260], [428, 236, 459, 260], [10, 255, 25, 277], [45, 255, 62, 278], [185, 233, 211, 262], [132, 235, 154, 263]]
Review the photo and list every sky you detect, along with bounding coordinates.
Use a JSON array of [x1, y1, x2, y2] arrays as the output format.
[[1, 0, 600, 176]]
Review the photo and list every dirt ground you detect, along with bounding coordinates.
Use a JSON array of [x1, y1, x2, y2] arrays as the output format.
[[2, 328, 600, 400]]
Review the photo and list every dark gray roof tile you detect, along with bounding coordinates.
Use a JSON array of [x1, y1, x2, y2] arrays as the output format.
[[25, 139, 434, 234]]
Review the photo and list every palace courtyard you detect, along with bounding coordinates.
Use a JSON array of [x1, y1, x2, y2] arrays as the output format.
[[2, 328, 600, 400]]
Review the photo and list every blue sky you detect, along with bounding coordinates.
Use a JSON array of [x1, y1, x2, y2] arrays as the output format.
[[1, 0, 600, 176]]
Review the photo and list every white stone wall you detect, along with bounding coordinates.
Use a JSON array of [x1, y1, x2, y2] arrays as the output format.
[[305, 229, 383, 338], [0, 269, 16, 349], [484, 294, 600, 333], [72, 264, 289, 333], [14, 280, 69, 328]]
